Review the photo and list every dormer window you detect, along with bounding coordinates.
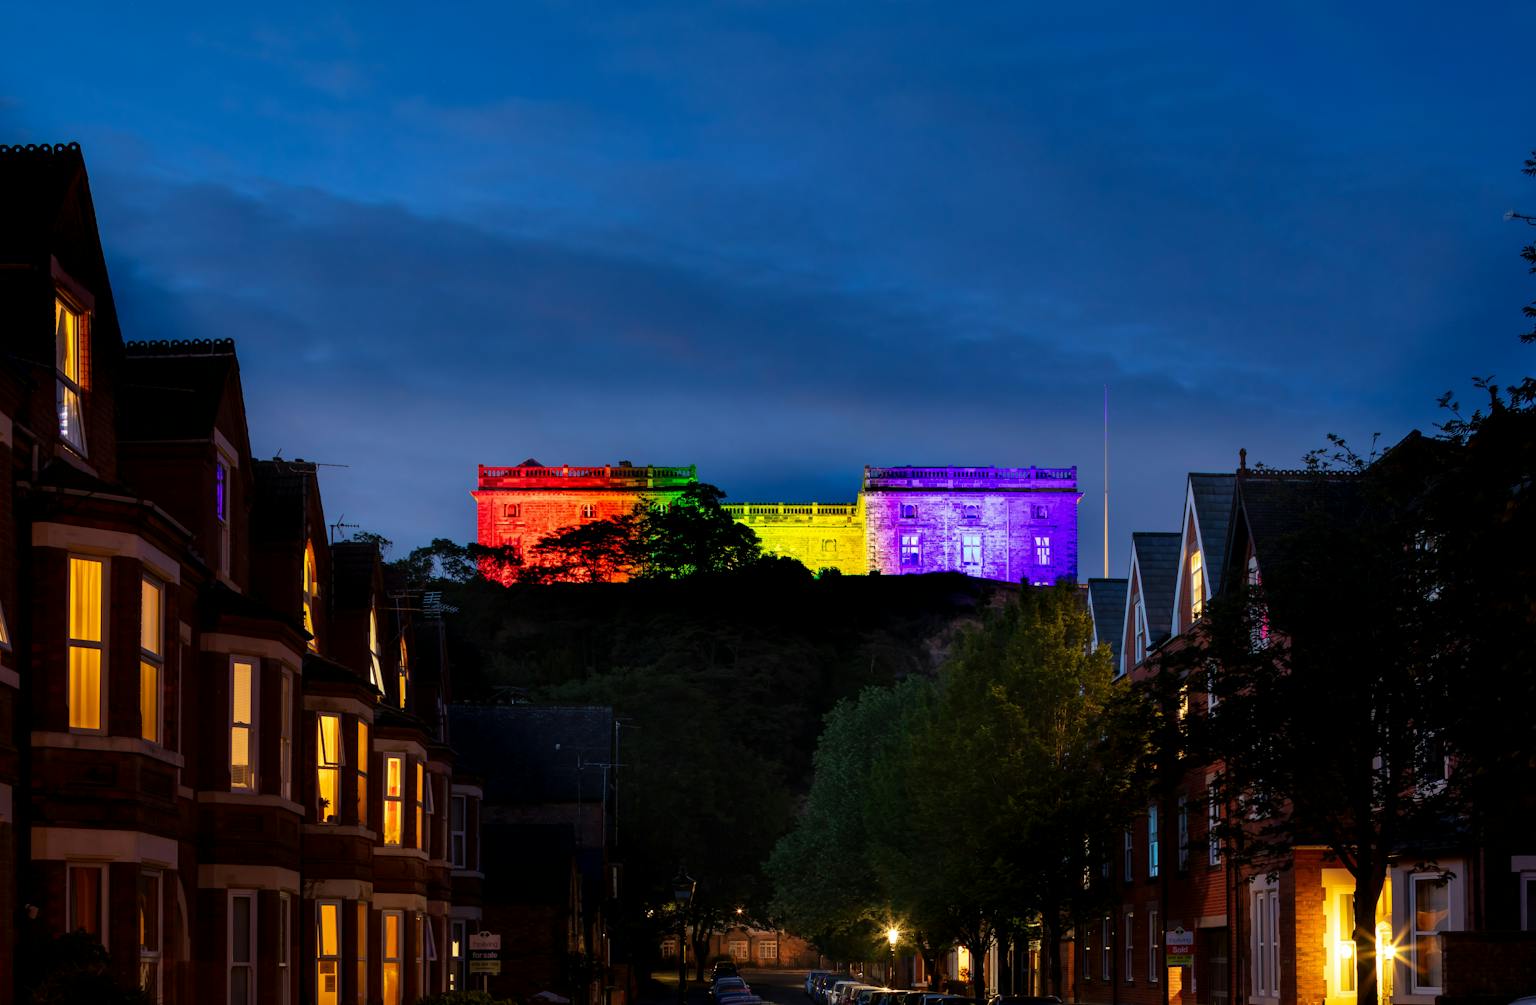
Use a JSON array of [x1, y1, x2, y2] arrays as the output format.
[[1189, 549, 1205, 620], [1134, 601, 1148, 664], [302, 542, 320, 653], [55, 296, 88, 455]]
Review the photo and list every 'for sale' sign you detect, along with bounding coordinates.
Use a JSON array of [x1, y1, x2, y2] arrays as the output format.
[[469, 931, 502, 975]]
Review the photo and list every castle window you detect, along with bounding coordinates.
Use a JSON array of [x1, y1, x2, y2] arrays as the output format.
[[1033, 504, 1049, 519], [581, 504, 596, 519], [900, 534, 920, 565], [821, 539, 837, 553], [1035, 535, 1051, 566], [962, 504, 980, 522], [68, 556, 105, 732], [55, 295, 89, 455], [899, 504, 917, 519], [504, 503, 521, 519], [961, 534, 982, 566]]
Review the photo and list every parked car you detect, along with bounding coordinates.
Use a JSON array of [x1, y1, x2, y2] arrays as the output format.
[[838, 983, 876, 1005], [711, 977, 749, 1002], [990, 997, 1060, 1005], [711, 962, 740, 981], [855, 988, 892, 1005], [830, 980, 867, 1005], [814, 975, 849, 1003], [807, 972, 834, 997]]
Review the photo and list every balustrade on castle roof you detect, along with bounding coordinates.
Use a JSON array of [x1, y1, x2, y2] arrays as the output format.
[[862, 465, 1077, 490], [477, 463, 697, 490]]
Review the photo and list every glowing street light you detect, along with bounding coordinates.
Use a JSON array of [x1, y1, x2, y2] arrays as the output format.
[[887, 928, 900, 988]]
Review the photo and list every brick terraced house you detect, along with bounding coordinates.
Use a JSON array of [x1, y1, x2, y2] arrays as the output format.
[[0, 142, 486, 1005]]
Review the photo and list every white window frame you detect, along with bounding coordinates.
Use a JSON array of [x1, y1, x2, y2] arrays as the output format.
[[1101, 916, 1111, 980], [139, 869, 162, 1002], [1189, 548, 1204, 620], [316, 712, 343, 824], [1123, 912, 1134, 983], [384, 754, 405, 847], [229, 890, 257, 1005], [55, 292, 90, 456], [1148, 804, 1159, 878], [1251, 881, 1280, 998], [67, 555, 107, 734], [450, 794, 467, 867], [1034, 535, 1051, 566], [961, 533, 982, 566], [900, 533, 920, 565], [230, 657, 259, 792], [67, 862, 108, 947], [1409, 873, 1453, 995], [1148, 908, 1159, 984], [580, 503, 596, 519], [759, 939, 778, 960], [382, 910, 405, 1005]]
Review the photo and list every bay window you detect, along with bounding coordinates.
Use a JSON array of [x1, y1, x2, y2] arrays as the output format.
[[356, 901, 369, 1005], [68, 556, 105, 731], [280, 671, 294, 801], [230, 658, 257, 791], [384, 755, 404, 846], [138, 871, 161, 1001], [317, 714, 342, 823], [68, 864, 104, 942], [1412, 875, 1450, 993], [415, 762, 425, 850], [451, 795, 467, 867], [357, 722, 370, 827], [229, 891, 256, 1005], [382, 910, 403, 1005], [140, 576, 163, 743], [317, 900, 341, 1005], [278, 892, 292, 1005]]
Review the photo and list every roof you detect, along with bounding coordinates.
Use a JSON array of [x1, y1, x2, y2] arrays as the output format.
[[118, 340, 244, 444], [1131, 532, 1181, 648], [1187, 474, 1236, 595], [250, 459, 320, 546], [449, 704, 613, 804], [1086, 578, 1128, 665], [1235, 471, 1363, 579]]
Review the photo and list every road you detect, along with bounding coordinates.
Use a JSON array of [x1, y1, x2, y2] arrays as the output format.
[[642, 967, 812, 1005]]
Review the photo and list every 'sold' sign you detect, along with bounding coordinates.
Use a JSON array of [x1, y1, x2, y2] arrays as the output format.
[[1165, 926, 1195, 967], [469, 931, 502, 975]]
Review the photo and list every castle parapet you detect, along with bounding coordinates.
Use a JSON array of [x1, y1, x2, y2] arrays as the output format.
[[477, 463, 697, 491], [722, 502, 861, 521], [863, 465, 1077, 491]]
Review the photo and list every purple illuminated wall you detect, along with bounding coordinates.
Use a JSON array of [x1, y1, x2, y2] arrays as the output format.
[[861, 466, 1080, 583]]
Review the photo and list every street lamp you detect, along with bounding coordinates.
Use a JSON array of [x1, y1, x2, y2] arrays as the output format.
[[673, 870, 696, 1005], [886, 928, 900, 989]]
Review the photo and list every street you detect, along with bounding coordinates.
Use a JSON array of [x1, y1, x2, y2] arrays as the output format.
[[643, 967, 813, 1005]]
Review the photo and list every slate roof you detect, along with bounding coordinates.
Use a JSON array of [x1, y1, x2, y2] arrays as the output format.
[[448, 704, 614, 805], [1187, 473, 1236, 595], [1131, 532, 1181, 647], [118, 340, 243, 444], [1086, 578, 1128, 665], [1236, 472, 1363, 576]]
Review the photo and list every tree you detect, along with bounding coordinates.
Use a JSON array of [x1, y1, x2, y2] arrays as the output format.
[[890, 583, 1151, 999], [633, 483, 762, 579], [519, 513, 642, 583]]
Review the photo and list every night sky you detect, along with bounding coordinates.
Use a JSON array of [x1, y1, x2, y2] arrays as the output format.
[[5, 3, 1533, 579]]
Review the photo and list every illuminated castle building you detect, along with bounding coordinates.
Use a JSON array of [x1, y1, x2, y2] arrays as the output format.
[[474, 461, 1081, 583]]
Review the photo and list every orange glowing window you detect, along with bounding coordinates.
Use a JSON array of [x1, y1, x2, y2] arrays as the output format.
[[384, 755, 404, 847]]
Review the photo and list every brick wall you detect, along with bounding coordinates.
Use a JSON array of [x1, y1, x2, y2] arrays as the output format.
[[1441, 930, 1536, 1000], [1286, 852, 1326, 1005]]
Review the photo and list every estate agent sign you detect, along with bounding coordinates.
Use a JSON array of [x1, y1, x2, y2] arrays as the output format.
[[469, 931, 503, 975]]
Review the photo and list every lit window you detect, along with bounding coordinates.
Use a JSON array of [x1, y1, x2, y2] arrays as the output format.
[[317, 900, 341, 1005], [1190, 549, 1205, 620], [229, 891, 257, 1005], [317, 714, 342, 823], [397, 635, 410, 711], [900, 534, 920, 565], [357, 722, 370, 828], [0, 594, 10, 651], [1411, 876, 1450, 993], [356, 902, 368, 1005], [369, 603, 385, 697], [1148, 909, 1159, 983], [215, 458, 231, 576], [415, 762, 425, 851], [230, 658, 257, 791], [68, 864, 104, 942], [1333, 892, 1356, 996], [280, 671, 293, 801], [759, 940, 778, 960], [580, 504, 596, 519], [139, 870, 161, 1000], [68, 557, 105, 731], [450, 920, 466, 991], [961, 534, 981, 566], [1035, 535, 1051, 566], [450, 795, 467, 868], [505, 503, 521, 519], [140, 576, 163, 744], [384, 755, 404, 846], [381, 910, 403, 1005], [302, 542, 320, 652], [899, 504, 916, 519], [55, 296, 88, 454], [1148, 804, 1159, 878]]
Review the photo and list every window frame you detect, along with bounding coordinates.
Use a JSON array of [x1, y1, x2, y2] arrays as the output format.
[[138, 869, 162, 1001], [356, 900, 369, 1005], [1410, 873, 1451, 995], [1034, 535, 1051, 566], [1147, 803, 1159, 878], [1148, 908, 1159, 984], [230, 657, 259, 792], [228, 890, 257, 1005], [450, 794, 467, 867], [67, 555, 107, 733], [1208, 783, 1222, 866], [1123, 911, 1134, 984], [279, 670, 294, 801], [139, 574, 164, 744], [357, 721, 370, 828], [900, 533, 920, 566], [215, 455, 232, 576], [316, 898, 342, 1005], [54, 291, 90, 456], [1123, 829, 1133, 883], [1177, 795, 1189, 872], [316, 713, 343, 824], [415, 762, 426, 851], [384, 754, 405, 847], [302, 541, 321, 653], [67, 862, 107, 947], [277, 891, 292, 1005], [961, 533, 982, 567], [381, 909, 404, 1005], [449, 919, 467, 991], [1189, 548, 1205, 620], [1101, 916, 1111, 980]]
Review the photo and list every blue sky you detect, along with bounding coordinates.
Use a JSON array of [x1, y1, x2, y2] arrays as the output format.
[[4, 2, 1533, 578]]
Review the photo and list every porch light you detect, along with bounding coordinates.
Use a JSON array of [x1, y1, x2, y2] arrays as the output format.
[[1336, 939, 1354, 960]]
